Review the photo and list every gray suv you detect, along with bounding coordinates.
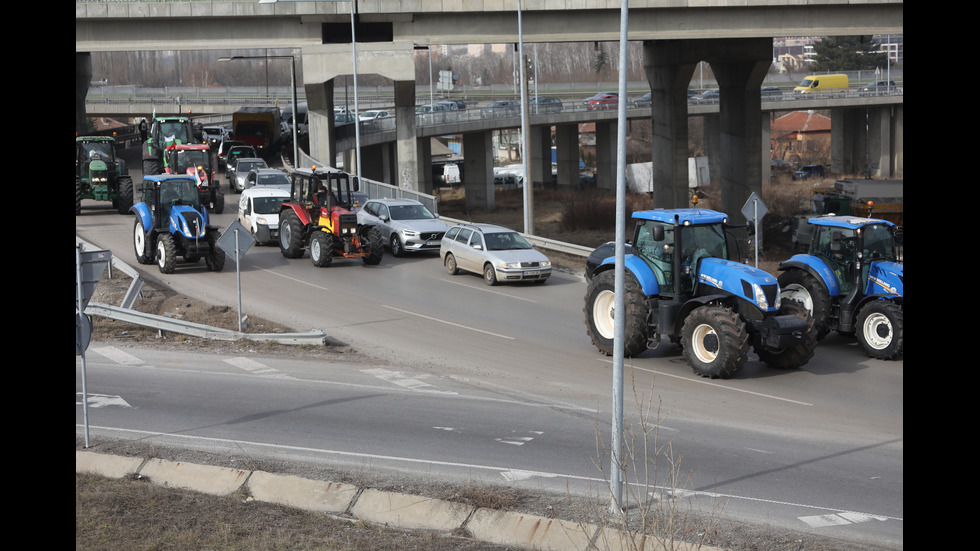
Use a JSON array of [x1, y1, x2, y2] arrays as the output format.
[[356, 198, 449, 257]]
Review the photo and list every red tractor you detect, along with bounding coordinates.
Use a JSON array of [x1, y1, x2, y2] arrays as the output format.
[[163, 143, 225, 214], [278, 167, 383, 267]]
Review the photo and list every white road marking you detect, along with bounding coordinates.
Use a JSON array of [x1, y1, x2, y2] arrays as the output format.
[[256, 266, 330, 291], [619, 361, 814, 406], [77, 393, 131, 408], [495, 430, 543, 446], [799, 511, 890, 528], [91, 346, 147, 366], [442, 279, 538, 303], [382, 305, 515, 339], [224, 357, 290, 378], [362, 368, 457, 394]]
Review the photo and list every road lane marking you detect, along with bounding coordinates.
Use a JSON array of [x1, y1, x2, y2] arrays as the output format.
[[91, 346, 147, 366], [255, 265, 330, 291], [799, 511, 890, 528], [76, 393, 131, 408], [442, 279, 538, 303], [382, 305, 515, 339], [606, 360, 813, 406], [362, 368, 456, 394], [224, 357, 291, 379]]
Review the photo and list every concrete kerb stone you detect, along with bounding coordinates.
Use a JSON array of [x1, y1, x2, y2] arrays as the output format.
[[350, 488, 475, 532], [247, 471, 359, 514], [137, 457, 250, 496], [466, 507, 597, 551], [76, 450, 145, 479]]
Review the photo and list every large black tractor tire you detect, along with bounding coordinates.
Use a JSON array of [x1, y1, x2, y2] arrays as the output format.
[[279, 211, 305, 259], [142, 157, 162, 177], [856, 301, 903, 360], [681, 304, 749, 379], [754, 299, 818, 370], [76, 177, 82, 215], [361, 226, 384, 265], [156, 233, 177, 274], [205, 231, 226, 272], [310, 232, 334, 267], [213, 187, 225, 214], [132, 218, 154, 265], [117, 176, 135, 215], [778, 268, 833, 340], [584, 270, 650, 357]]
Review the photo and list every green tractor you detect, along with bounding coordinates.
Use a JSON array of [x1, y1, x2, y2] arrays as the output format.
[[141, 115, 203, 176], [76, 135, 134, 215]]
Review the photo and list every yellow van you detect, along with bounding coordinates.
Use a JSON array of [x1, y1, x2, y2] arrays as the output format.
[[794, 74, 849, 94]]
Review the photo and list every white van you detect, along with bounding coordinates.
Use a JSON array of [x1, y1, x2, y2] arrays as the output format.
[[441, 163, 461, 187]]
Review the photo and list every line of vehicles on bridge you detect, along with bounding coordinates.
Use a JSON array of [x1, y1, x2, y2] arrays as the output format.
[[76, 109, 903, 382]]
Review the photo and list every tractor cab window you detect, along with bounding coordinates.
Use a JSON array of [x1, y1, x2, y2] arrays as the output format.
[[178, 150, 211, 173], [159, 178, 200, 214], [862, 224, 896, 262], [814, 225, 858, 293], [634, 221, 673, 290], [158, 121, 191, 145], [678, 224, 727, 293], [80, 142, 112, 163]]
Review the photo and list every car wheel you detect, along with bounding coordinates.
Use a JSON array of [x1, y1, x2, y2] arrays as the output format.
[[445, 253, 458, 275], [483, 263, 498, 286], [390, 234, 405, 257]]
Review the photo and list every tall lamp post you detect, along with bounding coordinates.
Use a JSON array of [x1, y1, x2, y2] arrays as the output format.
[[218, 54, 299, 168]]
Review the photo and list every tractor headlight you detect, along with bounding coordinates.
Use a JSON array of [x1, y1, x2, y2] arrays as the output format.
[[751, 282, 771, 310]]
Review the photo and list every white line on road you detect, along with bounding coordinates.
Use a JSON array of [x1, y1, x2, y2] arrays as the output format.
[[91, 346, 150, 366], [442, 279, 538, 303], [382, 305, 515, 339]]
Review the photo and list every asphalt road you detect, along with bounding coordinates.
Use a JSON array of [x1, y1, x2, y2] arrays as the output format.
[[76, 152, 903, 549]]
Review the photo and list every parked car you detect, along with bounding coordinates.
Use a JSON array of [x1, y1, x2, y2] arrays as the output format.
[[227, 157, 269, 193], [692, 89, 720, 103], [586, 93, 618, 110], [481, 100, 520, 118], [238, 187, 290, 245], [792, 164, 826, 180], [585, 241, 633, 282], [440, 223, 551, 285], [334, 112, 357, 126], [632, 93, 652, 108], [357, 198, 449, 257], [416, 103, 451, 115], [243, 167, 291, 192], [859, 80, 898, 95], [359, 109, 391, 123], [761, 86, 783, 100], [529, 97, 563, 114], [439, 99, 467, 110]]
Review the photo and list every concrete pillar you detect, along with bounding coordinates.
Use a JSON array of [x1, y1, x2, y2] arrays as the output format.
[[554, 124, 579, 188], [463, 131, 494, 211], [867, 107, 890, 178], [393, 80, 419, 190], [76, 53, 92, 134], [530, 125, 552, 188], [761, 112, 772, 184], [304, 80, 337, 167], [831, 107, 866, 176], [892, 105, 903, 178], [644, 40, 698, 209], [416, 137, 432, 194], [702, 114, 721, 187], [595, 121, 617, 191]]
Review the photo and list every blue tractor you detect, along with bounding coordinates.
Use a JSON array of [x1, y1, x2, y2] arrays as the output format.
[[131, 174, 226, 274], [585, 208, 816, 379], [777, 214, 903, 360]]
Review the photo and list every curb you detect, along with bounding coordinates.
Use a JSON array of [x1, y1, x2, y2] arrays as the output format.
[[76, 450, 727, 551]]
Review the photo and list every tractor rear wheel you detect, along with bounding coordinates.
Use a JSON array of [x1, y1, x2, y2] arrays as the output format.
[[856, 301, 903, 360], [754, 299, 817, 370], [279, 211, 305, 259], [76, 177, 83, 215], [681, 304, 749, 379], [310, 232, 334, 267], [584, 270, 649, 357], [156, 233, 177, 274], [213, 187, 225, 214]]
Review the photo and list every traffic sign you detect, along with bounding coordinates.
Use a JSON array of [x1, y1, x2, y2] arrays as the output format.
[[741, 191, 768, 222], [76, 247, 111, 312], [218, 220, 255, 263]]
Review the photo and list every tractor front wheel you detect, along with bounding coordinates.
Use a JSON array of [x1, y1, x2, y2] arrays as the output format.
[[279, 211, 305, 259], [856, 301, 903, 360], [754, 299, 817, 370], [133, 218, 154, 265], [362, 226, 383, 265], [156, 233, 177, 274], [778, 269, 832, 340], [310, 232, 334, 267], [213, 187, 225, 214], [681, 304, 749, 379]]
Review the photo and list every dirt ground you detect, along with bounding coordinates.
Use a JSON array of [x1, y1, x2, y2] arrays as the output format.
[[79, 187, 869, 551]]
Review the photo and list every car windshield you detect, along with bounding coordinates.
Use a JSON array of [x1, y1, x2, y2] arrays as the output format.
[[239, 161, 266, 172], [253, 196, 285, 215], [389, 204, 436, 220], [257, 173, 288, 187], [484, 231, 532, 251]]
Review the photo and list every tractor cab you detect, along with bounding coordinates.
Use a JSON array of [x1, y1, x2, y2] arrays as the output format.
[[288, 166, 359, 226], [151, 117, 195, 148], [165, 144, 214, 185], [144, 175, 203, 223], [806, 215, 899, 295]]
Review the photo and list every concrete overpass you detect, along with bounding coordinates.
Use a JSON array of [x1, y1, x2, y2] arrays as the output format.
[[76, 0, 904, 217]]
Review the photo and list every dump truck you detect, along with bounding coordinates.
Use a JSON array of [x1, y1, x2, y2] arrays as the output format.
[[232, 107, 282, 159]]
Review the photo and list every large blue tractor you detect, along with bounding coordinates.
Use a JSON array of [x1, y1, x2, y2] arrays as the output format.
[[777, 214, 903, 360], [130, 174, 226, 274], [585, 208, 816, 379]]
